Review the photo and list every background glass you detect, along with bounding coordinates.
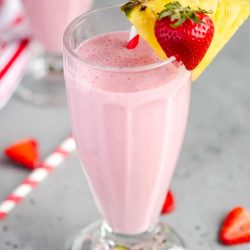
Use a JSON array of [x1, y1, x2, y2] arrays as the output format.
[[16, 0, 93, 106]]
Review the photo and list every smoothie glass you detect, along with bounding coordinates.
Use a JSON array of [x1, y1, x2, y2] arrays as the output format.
[[16, 0, 93, 106], [64, 5, 191, 250]]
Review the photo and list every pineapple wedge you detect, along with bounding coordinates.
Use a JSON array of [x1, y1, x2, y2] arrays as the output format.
[[195, 0, 250, 79], [121, 0, 250, 80]]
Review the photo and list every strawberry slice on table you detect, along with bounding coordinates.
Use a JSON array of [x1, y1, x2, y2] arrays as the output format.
[[4, 139, 40, 170], [161, 190, 175, 214], [220, 207, 250, 245], [154, 1, 214, 71]]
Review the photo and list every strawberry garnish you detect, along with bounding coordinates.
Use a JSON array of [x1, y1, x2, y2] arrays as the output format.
[[220, 207, 250, 245], [154, 1, 214, 71], [4, 139, 39, 170], [161, 190, 175, 214]]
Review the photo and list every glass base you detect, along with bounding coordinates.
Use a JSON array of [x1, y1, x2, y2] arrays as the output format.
[[15, 50, 66, 107], [70, 220, 187, 250]]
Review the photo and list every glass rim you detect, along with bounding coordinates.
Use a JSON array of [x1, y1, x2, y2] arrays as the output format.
[[63, 4, 176, 73]]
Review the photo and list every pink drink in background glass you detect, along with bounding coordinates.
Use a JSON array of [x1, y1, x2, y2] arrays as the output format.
[[22, 0, 93, 53], [16, 0, 93, 107], [64, 31, 191, 235]]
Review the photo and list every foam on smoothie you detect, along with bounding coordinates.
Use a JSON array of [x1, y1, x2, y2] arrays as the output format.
[[75, 31, 180, 93], [76, 31, 161, 67]]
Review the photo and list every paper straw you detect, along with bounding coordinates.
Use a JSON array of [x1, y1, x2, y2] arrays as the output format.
[[0, 136, 76, 220], [0, 38, 31, 109], [0, 38, 29, 80], [0, 0, 31, 109], [127, 25, 140, 49], [0, 0, 29, 42]]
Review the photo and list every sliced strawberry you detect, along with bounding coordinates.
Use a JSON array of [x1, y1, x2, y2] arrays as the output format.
[[161, 190, 175, 214], [4, 139, 39, 170], [220, 207, 250, 245], [154, 1, 214, 71]]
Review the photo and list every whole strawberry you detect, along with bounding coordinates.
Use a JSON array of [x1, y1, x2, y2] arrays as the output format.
[[154, 1, 214, 71]]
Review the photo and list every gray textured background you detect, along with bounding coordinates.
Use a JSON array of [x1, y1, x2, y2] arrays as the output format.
[[0, 0, 250, 249]]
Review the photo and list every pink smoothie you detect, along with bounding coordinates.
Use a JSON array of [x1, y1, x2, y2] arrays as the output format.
[[22, 0, 92, 53], [64, 31, 191, 234]]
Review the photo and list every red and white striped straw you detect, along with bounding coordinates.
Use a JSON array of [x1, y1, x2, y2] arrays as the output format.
[[0, 0, 29, 42], [127, 25, 140, 49], [0, 0, 31, 109], [0, 38, 31, 109], [0, 136, 76, 220]]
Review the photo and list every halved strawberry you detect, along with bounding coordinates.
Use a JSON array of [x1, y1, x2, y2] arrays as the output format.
[[220, 207, 250, 245], [154, 1, 214, 71], [161, 190, 175, 214], [4, 139, 40, 170]]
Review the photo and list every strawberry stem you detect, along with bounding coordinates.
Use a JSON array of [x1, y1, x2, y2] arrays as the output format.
[[158, 1, 213, 28]]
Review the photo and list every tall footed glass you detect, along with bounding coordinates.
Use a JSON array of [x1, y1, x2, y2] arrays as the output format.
[[64, 5, 191, 250], [16, 0, 93, 106]]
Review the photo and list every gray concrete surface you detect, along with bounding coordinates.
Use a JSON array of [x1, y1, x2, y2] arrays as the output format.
[[0, 0, 250, 249]]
